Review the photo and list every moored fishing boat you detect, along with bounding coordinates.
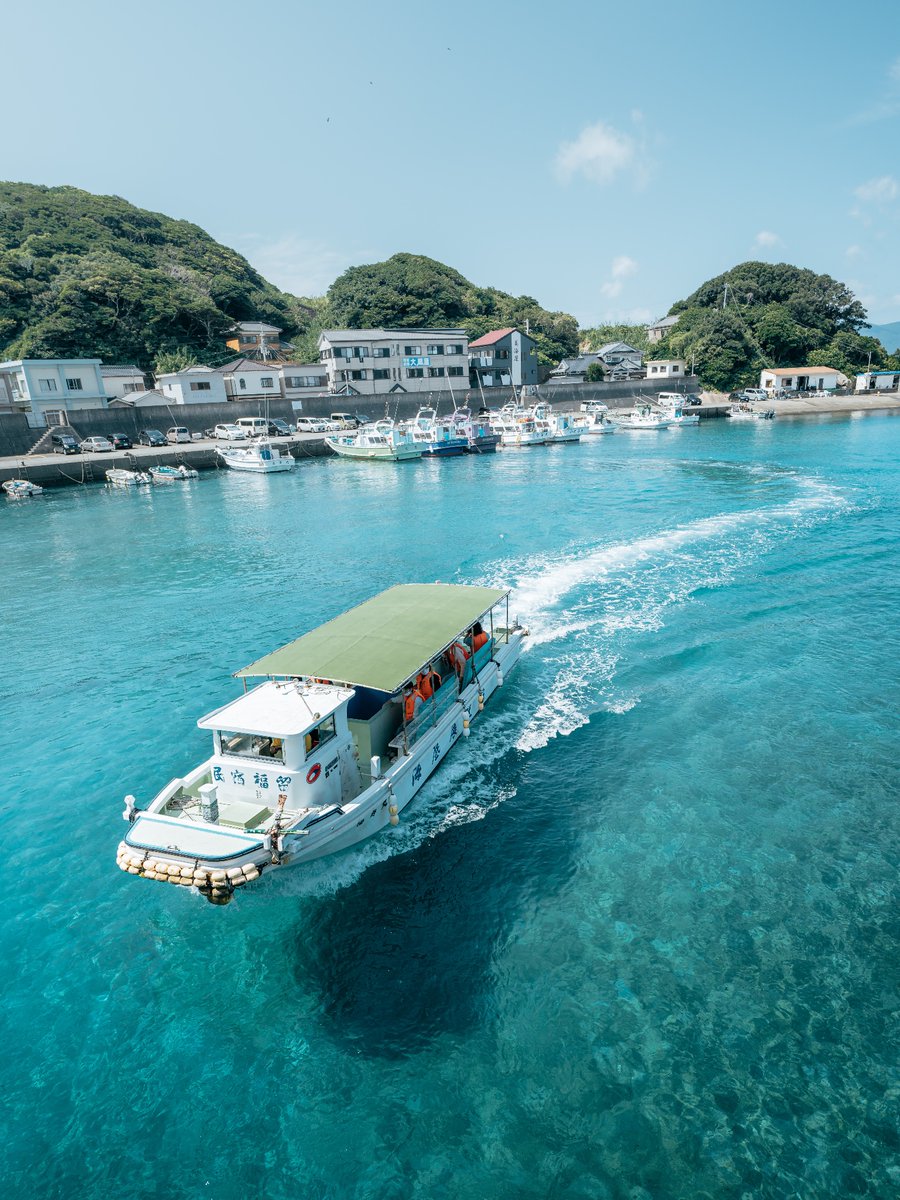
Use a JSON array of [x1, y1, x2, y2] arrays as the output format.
[[491, 403, 547, 447], [532, 401, 581, 444], [450, 406, 500, 453], [727, 402, 775, 421], [611, 404, 671, 430], [217, 437, 295, 473], [655, 392, 699, 426], [326, 421, 422, 461], [106, 468, 151, 488], [405, 407, 468, 456], [2, 478, 44, 498], [575, 404, 616, 434], [150, 464, 199, 483], [116, 584, 527, 903]]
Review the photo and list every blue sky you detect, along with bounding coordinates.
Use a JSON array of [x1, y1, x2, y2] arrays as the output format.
[[7, 0, 900, 325]]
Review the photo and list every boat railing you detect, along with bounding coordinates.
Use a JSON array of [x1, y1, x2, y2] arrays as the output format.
[[403, 680, 460, 746]]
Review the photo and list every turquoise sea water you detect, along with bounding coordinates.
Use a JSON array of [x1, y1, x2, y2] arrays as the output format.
[[2, 415, 899, 1199]]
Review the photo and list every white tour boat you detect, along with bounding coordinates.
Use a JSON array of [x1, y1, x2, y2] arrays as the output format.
[[116, 584, 527, 904], [326, 421, 423, 461], [2, 478, 44, 499], [217, 437, 295, 473], [106, 468, 151, 488], [611, 404, 672, 430]]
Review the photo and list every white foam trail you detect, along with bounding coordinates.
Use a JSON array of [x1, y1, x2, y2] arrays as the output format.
[[261, 468, 851, 895]]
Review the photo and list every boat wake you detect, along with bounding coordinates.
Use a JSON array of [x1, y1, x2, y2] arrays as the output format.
[[261, 468, 851, 900]]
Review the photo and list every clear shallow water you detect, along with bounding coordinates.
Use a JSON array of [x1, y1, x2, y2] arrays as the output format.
[[2, 416, 899, 1199]]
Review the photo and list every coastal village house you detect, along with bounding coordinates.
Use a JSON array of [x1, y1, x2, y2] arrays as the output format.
[[0, 358, 108, 427], [646, 359, 687, 378], [550, 353, 604, 378], [317, 329, 469, 395], [468, 328, 539, 390], [595, 341, 644, 378], [281, 362, 329, 405], [647, 314, 680, 344], [855, 370, 900, 393], [100, 364, 146, 399], [156, 365, 228, 405], [225, 321, 291, 362], [759, 367, 847, 393], [108, 389, 168, 408], [218, 357, 282, 402]]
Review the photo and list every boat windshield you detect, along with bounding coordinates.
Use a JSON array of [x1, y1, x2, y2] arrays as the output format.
[[218, 731, 285, 762]]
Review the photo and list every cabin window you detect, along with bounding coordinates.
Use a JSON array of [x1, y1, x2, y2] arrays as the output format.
[[217, 731, 285, 762], [305, 715, 336, 757]]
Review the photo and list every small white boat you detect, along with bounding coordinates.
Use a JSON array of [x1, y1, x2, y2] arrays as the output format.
[[449, 407, 500, 453], [150, 464, 198, 483], [727, 403, 775, 421], [612, 404, 671, 430], [532, 401, 581, 444], [326, 421, 422, 461], [116, 583, 527, 904], [404, 407, 468, 456], [575, 405, 616, 435], [654, 393, 700, 426], [106, 468, 151, 488], [491, 403, 547, 447], [217, 438, 295, 473], [2, 478, 43, 499]]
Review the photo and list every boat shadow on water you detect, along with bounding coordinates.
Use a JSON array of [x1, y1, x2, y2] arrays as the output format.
[[292, 728, 598, 1059]]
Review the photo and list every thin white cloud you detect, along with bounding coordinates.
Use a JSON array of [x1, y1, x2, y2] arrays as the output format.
[[755, 230, 780, 248], [844, 55, 900, 125], [554, 120, 642, 186], [845, 244, 862, 259], [598, 255, 638, 300], [854, 175, 899, 204], [232, 233, 365, 296]]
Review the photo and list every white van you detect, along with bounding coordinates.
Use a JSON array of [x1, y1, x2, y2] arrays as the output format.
[[166, 426, 191, 444], [235, 417, 269, 437]]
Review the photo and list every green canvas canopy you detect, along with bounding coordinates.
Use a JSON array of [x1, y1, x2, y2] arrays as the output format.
[[236, 583, 508, 693]]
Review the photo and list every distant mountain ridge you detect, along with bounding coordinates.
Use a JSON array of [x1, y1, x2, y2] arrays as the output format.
[[864, 322, 900, 353]]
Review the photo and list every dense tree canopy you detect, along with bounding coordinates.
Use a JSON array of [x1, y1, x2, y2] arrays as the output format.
[[0, 183, 306, 369], [326, 253, 579, 369], [654, 261, 883, 391], [580, 323, 650, 354]]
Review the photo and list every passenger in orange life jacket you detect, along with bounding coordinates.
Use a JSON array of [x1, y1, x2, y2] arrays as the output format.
[[449, 639, 470, 677], [403, 684, 423, 722], [416, 665, 442, 701], [469, 621, 489, 653]]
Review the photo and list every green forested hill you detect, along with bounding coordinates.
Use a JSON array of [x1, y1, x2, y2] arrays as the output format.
[[0, 186, 579, 373], [0, 183, 304, 369], [325, 253, 580, 369], [653, 261, 893, 390]]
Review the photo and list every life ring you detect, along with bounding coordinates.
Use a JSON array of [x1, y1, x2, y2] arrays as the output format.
[[306, 763, 321, 785]]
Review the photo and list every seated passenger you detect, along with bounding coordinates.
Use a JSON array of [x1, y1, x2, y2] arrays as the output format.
[[416, 665, 443, 701], [469, 621, 489, 652], [403, 684, 424, 722], [305, 727, 320, 755], [449, 639, 470, 678]]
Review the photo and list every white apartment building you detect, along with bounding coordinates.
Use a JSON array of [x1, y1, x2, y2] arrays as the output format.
[[156, 365, 228, 405], [0, 358, 108, 427], [645, 359, 687, 378], [317, 329, 469, 395], [280, 362, 329, 406]]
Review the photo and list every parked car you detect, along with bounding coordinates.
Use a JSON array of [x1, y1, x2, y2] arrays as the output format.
[[166, 426, 191, 444], [109, 432, 133, 449], [683, 395, 702, 406], [329, 412, 359, 430], [737, 389, 769, 403], [51, 431, 80, 455], [295, 416, 330, 433], [214, 423, 248, 441], [267, 418, 293, 436], [80, 436, 114, 453], [138, 429, 166, 447]]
